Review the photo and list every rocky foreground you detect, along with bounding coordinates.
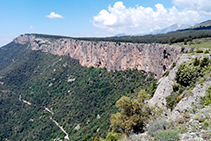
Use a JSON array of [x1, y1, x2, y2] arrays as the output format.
[[123, 52, 211, 141]]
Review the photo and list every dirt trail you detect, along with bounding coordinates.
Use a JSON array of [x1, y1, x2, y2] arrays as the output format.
[[19, 95, 69, 140]]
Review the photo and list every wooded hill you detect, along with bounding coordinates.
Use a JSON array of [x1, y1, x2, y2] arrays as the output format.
[[0, 43, 156, 140]]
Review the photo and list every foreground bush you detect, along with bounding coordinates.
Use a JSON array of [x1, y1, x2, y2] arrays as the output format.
[[110, 90, 160, 135], [154, 130, 179, 141]]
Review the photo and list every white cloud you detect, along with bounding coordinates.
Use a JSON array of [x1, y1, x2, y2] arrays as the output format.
[[93, 1, 204, 34], [46, 12, 63, 19], [30, 26, 33, 29], [172, 0, 211, 15]]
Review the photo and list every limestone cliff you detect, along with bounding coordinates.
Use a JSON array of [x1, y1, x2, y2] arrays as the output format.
[[14, 34, 184, 79]]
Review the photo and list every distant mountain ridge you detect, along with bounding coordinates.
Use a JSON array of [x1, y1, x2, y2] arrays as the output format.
[[192, 19, 211, 29], [114, 23, 193, 37], [150, 23, 193, 35]]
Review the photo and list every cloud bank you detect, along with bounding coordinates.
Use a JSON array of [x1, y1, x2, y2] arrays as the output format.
[[46, 12, 63, 19], [173, 0, 211, 16], [93, 1, 210, 34]]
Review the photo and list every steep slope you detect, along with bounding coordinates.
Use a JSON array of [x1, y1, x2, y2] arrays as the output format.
[[14, 34, 183, 79], [0, 41, 30, 71], [0, 49, 157, 140]]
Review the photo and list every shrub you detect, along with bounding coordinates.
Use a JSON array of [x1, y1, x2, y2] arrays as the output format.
[[203, 85, 211, 105], [163, 71, 170, 77], [205, 50, 209, 54], [154, 130, 179, 141], [200, 57, 209, 67], [204, 122, 209, 127], [172, 84, 179, 92], [193, 57, 200, 66], [166, 92, 180, 111], [104, 132, 120, 141], [172, 62, 176, 68], [149, 82, 157, 97], [175, 62, 200, 86], [110, 90, 158, 135], [147, 118, 170, 136], [196, 49, 203, 53]]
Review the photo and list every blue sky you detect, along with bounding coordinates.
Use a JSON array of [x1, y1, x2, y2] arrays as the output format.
[[0, 0, 211, 47]]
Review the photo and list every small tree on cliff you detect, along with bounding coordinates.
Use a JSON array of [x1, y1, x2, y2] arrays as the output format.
[[110, 90, 160, 135]]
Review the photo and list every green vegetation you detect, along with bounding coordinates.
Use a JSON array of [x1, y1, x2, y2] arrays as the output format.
[[205, 50, 210, 53], [166, 91, 181, 111], [104, 132, 120, 141], [172, 62, 176, 68], [173, 84, 179, 92], [2, 26, 211, 140], [149, 81, 158, 97], [175, 37, 211, 49], [107, 90, 163, 141], [167, 56, 211, 110], [0, 41, 29, 71], [203, 85, 211, 106], [0, 48, 156, 140], [162, 70, 170, 77], [175, 62, 200, 86], [30, 26, 211, 45], [74, 28, 211, 44], [110, 90, 154, 135], [147, 118, 170, 136], [193, 57, 200, 66], [154, 130, 179, 141], [196, 49, 204, 53]]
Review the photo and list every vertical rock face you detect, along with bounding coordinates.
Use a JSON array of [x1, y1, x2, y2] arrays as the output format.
[[14, 34, 183, 79]]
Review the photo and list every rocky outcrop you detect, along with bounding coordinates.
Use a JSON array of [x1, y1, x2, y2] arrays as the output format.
[[148, 53, 211, 117], [14, 34, 184, 79]]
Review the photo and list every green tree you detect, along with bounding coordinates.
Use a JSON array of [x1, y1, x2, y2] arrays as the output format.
[[110, 90, 157, 135]]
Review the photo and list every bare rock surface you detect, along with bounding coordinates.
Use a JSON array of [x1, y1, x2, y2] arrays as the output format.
[[13, 34, 183, 79]]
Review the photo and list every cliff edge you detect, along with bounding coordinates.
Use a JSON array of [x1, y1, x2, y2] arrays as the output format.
[[14, 34, 184, 79]]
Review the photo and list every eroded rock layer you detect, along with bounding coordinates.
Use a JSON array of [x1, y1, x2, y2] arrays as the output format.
[[14, 34, 183, 79]]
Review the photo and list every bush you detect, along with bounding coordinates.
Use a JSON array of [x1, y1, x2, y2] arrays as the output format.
[[172, 84, 179, 92], [166, 92, 180, 111], [205, 50, 209, 54], [147, 118, 170, 136], [104, 132, 120, 141], [196, 49, 203, 53], [154, 130, 179, 141], [200, 57, 209, 67], [203, 85, 211, 105], [175, 62, 200, 86], [172, 62, 176, 68], [110, 90, 157, 135], [193, 57, 200, 66], [162, 71, 170, 77], [149, 82, 157, 97]]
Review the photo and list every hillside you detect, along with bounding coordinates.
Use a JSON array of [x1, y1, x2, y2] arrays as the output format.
[[0, 44, 157, 140], [192, 20, 211, 28], [1, 25, 211, 140]]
